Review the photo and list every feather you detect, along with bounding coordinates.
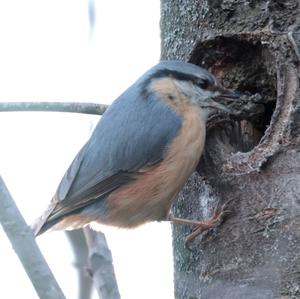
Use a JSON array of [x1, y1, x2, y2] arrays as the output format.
[[34, 77, 182, 235]]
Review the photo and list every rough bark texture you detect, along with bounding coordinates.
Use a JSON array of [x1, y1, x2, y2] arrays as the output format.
[[161, 1, 300, 298]]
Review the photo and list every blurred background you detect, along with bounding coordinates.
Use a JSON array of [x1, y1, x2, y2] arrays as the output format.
[[0, 1, 174, 298]]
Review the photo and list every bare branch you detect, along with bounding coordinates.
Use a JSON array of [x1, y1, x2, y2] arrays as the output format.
[[0, 176, 66, 299], [66, 230, 93, 299], [83, 227, 121, 299], [0, 102, 108, 115]]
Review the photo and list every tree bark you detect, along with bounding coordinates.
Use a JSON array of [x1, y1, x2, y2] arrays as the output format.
[[161, 1, 300, 298]]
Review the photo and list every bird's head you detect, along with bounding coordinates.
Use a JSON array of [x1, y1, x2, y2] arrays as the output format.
[[144, 61, 240, 116]]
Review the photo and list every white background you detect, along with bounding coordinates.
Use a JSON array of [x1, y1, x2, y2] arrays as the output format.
[[0, 1, 174, 298]]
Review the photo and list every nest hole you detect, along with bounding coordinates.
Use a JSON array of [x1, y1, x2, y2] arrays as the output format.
[[190, 36, 277, 152]]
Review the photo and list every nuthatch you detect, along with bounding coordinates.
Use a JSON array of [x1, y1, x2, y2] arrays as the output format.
[[33, 61, 239, 241]]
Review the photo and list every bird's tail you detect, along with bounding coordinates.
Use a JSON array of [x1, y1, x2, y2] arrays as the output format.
[[32, 199, 91, 236], [31, 200, 57, 236]]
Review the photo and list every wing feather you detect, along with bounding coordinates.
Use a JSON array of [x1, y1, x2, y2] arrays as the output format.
[[36, 76, 182, 233]]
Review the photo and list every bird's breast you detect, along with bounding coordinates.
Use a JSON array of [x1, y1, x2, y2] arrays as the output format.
[[98, 106, 206, 228], [158, 105, 206, 200]]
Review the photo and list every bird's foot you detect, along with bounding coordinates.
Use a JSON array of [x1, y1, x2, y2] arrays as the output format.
[[169, 202, 229, 244]]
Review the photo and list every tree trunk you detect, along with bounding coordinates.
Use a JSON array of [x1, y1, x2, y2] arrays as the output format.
[[161, 1, 300, 298]]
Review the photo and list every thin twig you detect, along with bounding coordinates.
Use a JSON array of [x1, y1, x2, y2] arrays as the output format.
[[0, 176, 66, 299], [0, 101, 108, 115], [83, 227, 121, 299], [66, 230, 93, 299]]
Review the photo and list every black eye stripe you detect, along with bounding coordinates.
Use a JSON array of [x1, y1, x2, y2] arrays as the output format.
[[142, 69, 215, 94], [197, 79, 210, 89]]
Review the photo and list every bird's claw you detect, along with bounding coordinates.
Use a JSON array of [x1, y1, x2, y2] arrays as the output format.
[[185, 201, 231, 244]]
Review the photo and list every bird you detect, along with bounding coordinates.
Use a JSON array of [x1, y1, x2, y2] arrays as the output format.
[[33, 61, 239, 242]]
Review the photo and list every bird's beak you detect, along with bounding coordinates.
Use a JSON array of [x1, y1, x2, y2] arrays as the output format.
[[213, 86, 242, 100], [209, 86, 242, 113]]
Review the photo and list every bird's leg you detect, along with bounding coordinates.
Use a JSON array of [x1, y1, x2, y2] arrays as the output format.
[[169, 202, 228, 243]]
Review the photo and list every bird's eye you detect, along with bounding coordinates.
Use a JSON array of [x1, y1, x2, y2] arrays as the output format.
[[197, 79, 210, 90]]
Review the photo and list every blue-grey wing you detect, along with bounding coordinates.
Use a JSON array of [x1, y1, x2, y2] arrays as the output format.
[[48, 82, 182, 220]]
